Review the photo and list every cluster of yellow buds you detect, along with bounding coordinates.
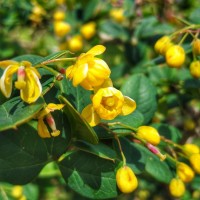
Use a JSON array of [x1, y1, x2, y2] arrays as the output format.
[[29, 1, 46, 24], [155, 33, 200, 79], [65, 45, 136, 126], [154, 36, 185, 68]]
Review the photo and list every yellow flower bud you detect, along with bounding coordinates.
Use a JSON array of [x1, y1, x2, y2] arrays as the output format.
[[177, 162, 194, 183], [53, 10, 65, 21], [154, 36, 173, 56], [54, 21, 71, 37], [190, 60, 200, 78], [182, 143, 200, 157], [11, 185, 23, 199], [110, 8, 125, 23], [165, 45, 185, 68], [192, 38, 200, 55], [169, 178, 185, 198], [116, 166, 138, 193], [189, 154, 200, 174], [80, 22, 96, 40], [67, 35, 83, 52], [136, 126, 160, 146]]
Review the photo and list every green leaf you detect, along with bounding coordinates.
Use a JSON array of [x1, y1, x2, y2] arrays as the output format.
[[99, 20, 129, 41], [74, 140, 117, 161], [58, 150, 118, 199], [0, 97, 45, 131], [106, 110, 144, 133], [121, 74, 157, 124], [61, 78, 92, 112], [13, 54, 43, 65], [116, 138, 173, 183], [82, 0, 99, 21], [0, 121, 49, 184], [59, 95, 98, 144]]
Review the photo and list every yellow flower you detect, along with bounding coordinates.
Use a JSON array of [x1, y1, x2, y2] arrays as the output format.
[[169, 178, 185, 198], [189, 60, 200, 79], [53, 10, 66, 21], [189, 154, 200, 174], [177, 162, 194, 183], [80, 22, 96, 40], [136, 126, 160, 146], [116, 166, 138, 193], [66, 45, 111, 90], [81, 87, 136, 126], [11, 185, 23, 199], [0, 60, 42, 104], [36, 103, 65, 138], [67, 35, 83, 52], [182, 143, 200, 157], [192, 38, 200, 55]]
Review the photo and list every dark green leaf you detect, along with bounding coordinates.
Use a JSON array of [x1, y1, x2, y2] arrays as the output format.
[[121, 74, 157, 124], [58, 150, 118, 199], [59, 95, 98, 144], [0, 97, 45, 131], [13, 54, 43, 65], [74, 140, 117, 161], [0, 121, 49, 184]]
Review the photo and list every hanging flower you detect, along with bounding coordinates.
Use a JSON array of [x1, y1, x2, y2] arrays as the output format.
[[66, 45, 111, 90], [35, 103, 65, 138], [81, 87, 136, 126], [0, 60, 42, 104]]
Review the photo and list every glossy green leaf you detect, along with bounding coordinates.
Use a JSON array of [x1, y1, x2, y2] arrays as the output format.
[[59, 95, 98, 144], [121, 74, 157, 124], [13, 54, 43, 65], [0, 121, 49, 184], [74, 140, 117, 161], [0, 97, 45, 131], [58, 150, 118, 199]]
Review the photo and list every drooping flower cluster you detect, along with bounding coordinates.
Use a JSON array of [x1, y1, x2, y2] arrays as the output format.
[[0, 60, 42, 104], [65, 45, 137, 126]]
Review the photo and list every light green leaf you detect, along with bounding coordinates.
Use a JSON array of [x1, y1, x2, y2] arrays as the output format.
[[58, 150, 118, 199]]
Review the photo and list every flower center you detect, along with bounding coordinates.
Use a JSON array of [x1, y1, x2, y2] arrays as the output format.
[[103, 97, 115, 107]]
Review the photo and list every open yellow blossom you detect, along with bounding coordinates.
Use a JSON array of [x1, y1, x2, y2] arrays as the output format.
[[0, 60, 42, 104], [36, 103, 65, 138], [81, 87, 136, 126], [66, 45, 111, 90]]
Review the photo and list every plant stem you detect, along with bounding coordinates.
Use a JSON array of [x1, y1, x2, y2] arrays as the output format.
[[41, 57, 77, 65]]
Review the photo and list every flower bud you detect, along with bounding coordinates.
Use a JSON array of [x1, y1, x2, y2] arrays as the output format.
[[116, 166, 138, 193], [136, 126, 160, 146], [11, 185, 23, 199], [80, 22, 96, 40], [146, 143, 166, 161], [192, 38, 200, 55], [110, 8, 125, 23], [182, 143, 200, 157], [169, 178, 185, 198], [177, 162, 194, 183], [189, 61, 200, 79], [154, 36, 173, 56], [54, 21, 71, 37], [165, 45, 185, 68], [189, 154, 200, 174], [53, 10, 65, 21], [67, 35, 83, 52]]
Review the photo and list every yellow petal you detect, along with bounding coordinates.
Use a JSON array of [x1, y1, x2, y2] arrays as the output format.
[[121, 96, 136, 115], [73, 63, 88, 86], [51, 130, 60, 137], [20, 68, 42, 103], [66, 65, 75, 80], [0, 60, 18, 69], [37, 118, 51, 138], [81, 104, 100, 127], [47, 103, 65, 111], [86, 45, 106, 56], [0, 64, 19, 98]]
